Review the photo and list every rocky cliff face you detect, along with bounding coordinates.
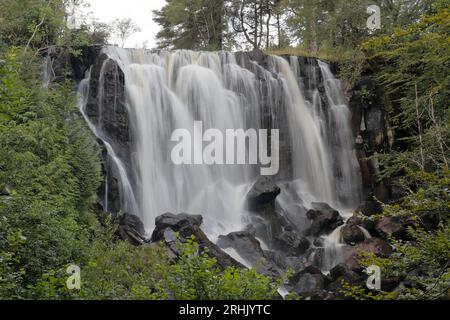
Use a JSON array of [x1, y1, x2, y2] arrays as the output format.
[[71, 47, 391, 214]]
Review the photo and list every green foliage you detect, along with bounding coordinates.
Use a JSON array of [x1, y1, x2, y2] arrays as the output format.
[[363, 8, 450, 175], [76, 221, 169, 300], [0, 47, 102, 299], [157, 236, 285, 300], [0, 0, 110, 56], [345, 225, 450, 300], [342, 170, 450, 300], [153, 0, 224, 50]]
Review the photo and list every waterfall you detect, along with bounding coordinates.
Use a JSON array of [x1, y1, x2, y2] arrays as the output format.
[[78, 47, 362, 237], [318, 61, 362, 208]]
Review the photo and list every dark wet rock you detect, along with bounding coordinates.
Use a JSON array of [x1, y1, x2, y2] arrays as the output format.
[[118, 213, 148, 246], [288, 265, 328, 298], [417, 211, 441, 230], [244, 215, 274, 245], [326, 264, 362, 294], [0, 185, 11, 196], [358, 238, 392, 257], [151, 212, 203, 241], [343, 238, 392, 271], [294, 273, 327, 298], [347, 214, 375, 235], [313, 238, 326, 247], [288, 265, 322, 286], [346, 215, 363, 226], [217, 231, 266, 266], [381, 277, 401, 292], [274, 230, 310, 256], [306, 203, 344, 236], [86, 54, 130, 148], [375, 216, 407, 240], [357, 197, 383, 217], [151, 213, 244, 269], [218, 231, 283, 278], [264, 250, 308, 275], [276, 203, 310, 233], [246, 176, 281, 211], [341, 224, 366, 245]]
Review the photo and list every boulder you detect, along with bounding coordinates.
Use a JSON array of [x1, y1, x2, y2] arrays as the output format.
[[417, 211, 441, 230], [375, 216, 406, 239], [347, 214, 375, 235], [276, 203, 310, 233], [357, 197, 383, 217], [288, 265, 328, 298], [341, 224, 366, 245], [343, 238, 392, 271], [358, 238, 392, 257], [326, 264, 362, 295], [118, 213, 148, 245], [151, 213, 203, 242], [246, 176, 281, 211], [151, 213, 244, 270], [306, 203, 344, 237], [217, 231, 267, 266], [274, 230, 310, 256], [218, 231, 282, 278]]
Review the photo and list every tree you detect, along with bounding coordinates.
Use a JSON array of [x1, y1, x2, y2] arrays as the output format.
[[228, 0, 278, 50], [153, 0, 225, 50], [111, 18, 141, 48], [281, 0, 440, 53]]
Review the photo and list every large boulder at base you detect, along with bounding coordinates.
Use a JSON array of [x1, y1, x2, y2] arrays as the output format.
[[151, 213, 244, 269], [151, 213, 203, 241], [341, 224, 366, 245], [217, 231, 267, 266], [217, 231, 282, 278], [264, 251, 306, 274], [347, 214, 375, 234], [275, 203, 310, 233], [274, 230, 310, 256], [326, 264, 363, 296], [246, 176, 281, 211], [118, 213, 148, 245], [343, 238, 392, 271], [288, 265, 329, 299], [375, 216, 407, 240], [306, 203, 344, 237]]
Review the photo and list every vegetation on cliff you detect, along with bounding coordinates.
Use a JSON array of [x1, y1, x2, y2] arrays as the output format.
[[0, 0, 449, 300]]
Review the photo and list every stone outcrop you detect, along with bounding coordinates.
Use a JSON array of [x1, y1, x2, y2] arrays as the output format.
[[118, 213, 148, 245], [341, 224, 366, 245], [343, 238, 392, 271], [246, 176, 281, 211], [151, 213, 244, 269], [217, 231, 282, 278], [306, 202, 344, 237]]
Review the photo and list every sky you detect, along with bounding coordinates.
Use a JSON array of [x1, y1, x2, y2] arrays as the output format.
[[82, 0, 166, 49]]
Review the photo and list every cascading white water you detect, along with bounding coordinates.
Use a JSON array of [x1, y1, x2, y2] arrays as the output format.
[[318, 60, 362, 208], [268, 56, 335, 204], [77, 68, 138, 215], [79, 47, 362, 241]]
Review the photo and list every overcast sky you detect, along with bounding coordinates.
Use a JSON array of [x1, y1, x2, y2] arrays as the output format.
[[82, 0, 166, 49]]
